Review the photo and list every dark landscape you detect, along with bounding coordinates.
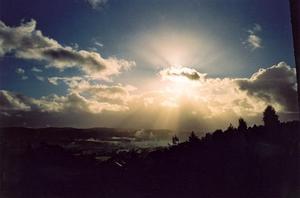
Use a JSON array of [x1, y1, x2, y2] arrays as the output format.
[[1, 0, 300, 197], [1, 106, 299, 198]]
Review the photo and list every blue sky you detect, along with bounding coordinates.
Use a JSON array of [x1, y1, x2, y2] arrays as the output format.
[[0, 0, 298, 130]]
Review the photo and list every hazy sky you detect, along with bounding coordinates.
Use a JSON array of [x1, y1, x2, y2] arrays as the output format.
[[0, 0, 298, 132]]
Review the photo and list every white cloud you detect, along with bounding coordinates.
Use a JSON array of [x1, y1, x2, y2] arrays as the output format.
[[15, 67, 28, 80], [243, 23, 262, 50], [21, 76, 28, 80], [31, 67, 43, 72], [0, 19, 135, 80], [247, 34, 262, 49], [48, 76, 135, 107], [16, 68, 25, 75], [0, 89, 129, 115], [48, 76, 84, 86], [95, 41, 104, 48], [35, 75, 45, 81]]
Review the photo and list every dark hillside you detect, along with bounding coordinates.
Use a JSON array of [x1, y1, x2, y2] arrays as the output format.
[[0, 118, 299, 198]]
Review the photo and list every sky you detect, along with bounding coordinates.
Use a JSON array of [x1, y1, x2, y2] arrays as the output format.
[[0, 0, 298, 132]]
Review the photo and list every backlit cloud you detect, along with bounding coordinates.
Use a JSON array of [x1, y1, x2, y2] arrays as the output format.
[[1, 62, 297, 130], [236, 62, 297, 112], [0, 19, 135, 80], [159, 67, 207, 81], [0, 90, 31, 111]]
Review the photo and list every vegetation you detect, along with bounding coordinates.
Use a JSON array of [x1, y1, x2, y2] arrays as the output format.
[[0, 106, 299, 198]]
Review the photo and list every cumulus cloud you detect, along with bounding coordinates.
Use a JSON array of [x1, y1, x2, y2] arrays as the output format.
[[243, 23, 262, 50], [0, 90, 31, 111], [0, 88, 130, 116], [236, 62, 298, 112], [0, 62, 298, 130], [158, 63, 298, 115], [48, 76, 135, 106], [159, 67, 207, 81], [0, 19, 135, 80]]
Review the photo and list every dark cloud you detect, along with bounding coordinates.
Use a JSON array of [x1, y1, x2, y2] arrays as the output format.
[[0, 19, 135, 80], [159, 67, 207, 81], [236, 62, 298, 112]]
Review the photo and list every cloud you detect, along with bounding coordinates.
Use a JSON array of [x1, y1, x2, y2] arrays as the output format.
[[1, 62, 298, 130], [16, 68, 25, 75], [15, 67, 28, 80], [159, 67, 207, 81], [236, 62, 298, 112], [35, 75, 45, 81], [0, 90, 31, 111], [158, 64, 298, 115], [48, 76, 84, 86], [0, 19, 135, 80], [48, 76, 135, 105], [95, 41, 104, 48], [31, 67, 43, 72], [243, 23, 262, 50], [0, 89, 130, 116], [251, 24, 262, 33], [247, 35, 262, 49], [21, 76, 28, 80], [86, 0, 108, 9]]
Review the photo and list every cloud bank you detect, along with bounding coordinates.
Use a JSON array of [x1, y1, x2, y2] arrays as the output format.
[[1, 62, 298, 131]]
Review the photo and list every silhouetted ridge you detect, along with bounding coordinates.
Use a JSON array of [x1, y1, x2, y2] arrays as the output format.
[[1, 106, 299, 198]]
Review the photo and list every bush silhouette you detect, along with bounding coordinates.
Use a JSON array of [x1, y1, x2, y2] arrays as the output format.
[[263, 105, 280, 127], [188, 131, 200, 143], [238, 118, 247, 131]]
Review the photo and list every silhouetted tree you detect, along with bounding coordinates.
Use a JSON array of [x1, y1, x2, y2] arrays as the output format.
[[227, 123, 234, 130], [238, 118, 247, 131], [172, 135, 179, 145], [225, 123, 235, 134], [263, 105, 280, 127], [189, 131, 200, 143]]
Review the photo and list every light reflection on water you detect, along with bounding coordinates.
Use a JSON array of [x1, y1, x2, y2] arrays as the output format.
[[65, 137, 171, 162]]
